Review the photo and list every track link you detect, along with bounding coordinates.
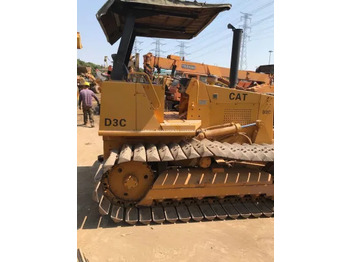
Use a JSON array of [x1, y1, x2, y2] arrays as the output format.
[[97, 197, 274, 225], [94, 139, 274, 182]]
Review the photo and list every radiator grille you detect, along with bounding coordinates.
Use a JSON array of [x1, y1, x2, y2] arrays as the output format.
[[223, 109, 252, 125]]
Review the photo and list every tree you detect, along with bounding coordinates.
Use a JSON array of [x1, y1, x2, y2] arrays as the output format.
[[77, 59, 103, 76]]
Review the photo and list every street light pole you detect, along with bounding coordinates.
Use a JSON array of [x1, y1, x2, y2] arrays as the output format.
[[268, 50, 273, 65]]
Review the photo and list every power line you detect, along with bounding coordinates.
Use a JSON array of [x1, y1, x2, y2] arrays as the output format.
[[240, 0, 257, 12], [251, 14, 274, 26], [189, 31, 232, 56], [190, 39, 231, 61], [186, 16, 242, 53], [250, 25, 274, 37], [250, 1, 274, 14], [250, 33, 274, 41], [188, 15, 239, 45]]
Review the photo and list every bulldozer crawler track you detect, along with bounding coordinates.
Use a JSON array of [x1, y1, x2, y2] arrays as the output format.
[[118, 139, 274, 164], [98, 197, 274, 225], [94, 139, 274, 182], [94, 139, 274, 225]]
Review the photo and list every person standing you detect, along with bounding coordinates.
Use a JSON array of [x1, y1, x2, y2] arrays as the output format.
[[78, 82, 100, 127]]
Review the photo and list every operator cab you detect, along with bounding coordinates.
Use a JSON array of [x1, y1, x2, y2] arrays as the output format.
[[97, 0, 231, 120]]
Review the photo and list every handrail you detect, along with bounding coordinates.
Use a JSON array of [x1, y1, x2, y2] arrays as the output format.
[[128, 72, 161, 109]]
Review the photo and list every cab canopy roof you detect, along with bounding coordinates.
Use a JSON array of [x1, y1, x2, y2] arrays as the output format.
[[97, 0, 231, 45]]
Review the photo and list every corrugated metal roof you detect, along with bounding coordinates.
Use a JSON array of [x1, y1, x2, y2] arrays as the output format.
[[97, 0, 231, 45]]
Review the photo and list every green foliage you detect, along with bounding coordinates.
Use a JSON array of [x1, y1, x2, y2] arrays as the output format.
[[77, 59, 103, 76]]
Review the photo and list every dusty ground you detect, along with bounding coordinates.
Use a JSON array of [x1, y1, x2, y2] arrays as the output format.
[[77, 105, 274, 262]]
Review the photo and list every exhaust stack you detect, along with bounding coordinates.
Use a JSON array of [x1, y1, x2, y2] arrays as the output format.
[[227, 24, 243, 88]]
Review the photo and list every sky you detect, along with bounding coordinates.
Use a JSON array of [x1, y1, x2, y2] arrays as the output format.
[[77, 0, 274, 71]]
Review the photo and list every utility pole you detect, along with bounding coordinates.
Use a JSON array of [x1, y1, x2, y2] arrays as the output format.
[[268, 50, 273, 64], [151, 39, 165, 57], [103, 56, 108, 68], [133, 38, 143, 54], [239, 12, 252, 70], [176, 41, 190, 60]]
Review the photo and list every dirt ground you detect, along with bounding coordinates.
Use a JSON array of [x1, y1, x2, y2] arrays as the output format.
[[77, 106, 274, 262]]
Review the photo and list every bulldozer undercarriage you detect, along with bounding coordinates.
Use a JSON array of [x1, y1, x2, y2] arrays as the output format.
[[93, 139, 274, 225]]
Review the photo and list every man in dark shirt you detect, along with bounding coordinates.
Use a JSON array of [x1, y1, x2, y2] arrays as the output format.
[[78, 82, 100, 127]]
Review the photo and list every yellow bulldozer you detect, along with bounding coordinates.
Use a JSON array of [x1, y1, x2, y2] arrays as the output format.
[[93, 0, 274, 224]]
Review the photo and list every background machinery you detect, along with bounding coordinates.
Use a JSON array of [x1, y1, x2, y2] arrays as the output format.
[[77, 32, 101, 93], [77, 32, 82, 49], [93, 0, 274, 225], [143, 52, 272, 87], [144, 52, 274, 108]]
